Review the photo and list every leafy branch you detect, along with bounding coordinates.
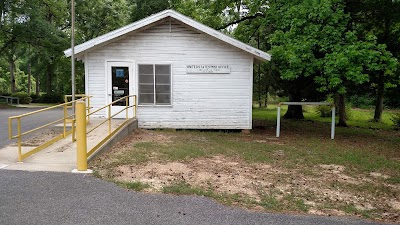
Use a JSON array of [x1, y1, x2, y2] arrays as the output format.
[[216, 12, 264, 30]]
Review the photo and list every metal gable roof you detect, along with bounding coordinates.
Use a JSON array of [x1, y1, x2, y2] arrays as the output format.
[[64, 9, 271, 61]]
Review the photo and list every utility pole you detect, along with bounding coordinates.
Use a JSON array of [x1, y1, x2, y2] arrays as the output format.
[[71, 0, 75, 113]]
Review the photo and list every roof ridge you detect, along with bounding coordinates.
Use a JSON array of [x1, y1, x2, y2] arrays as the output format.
[[64, 9, 271, 61]]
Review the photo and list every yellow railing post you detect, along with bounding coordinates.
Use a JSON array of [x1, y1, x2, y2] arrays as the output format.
[[133, 95, 136, 118], [63, 104, 67, 138], [108, 105, 111, 134], [72, 119, 76, 142], [17, 118, 22, 162], [72, 101, 76, 142], [8, 118, 12, 139], [76, 100, 88, 171], [87, 97, 91, 123], [125, 97, 129, 119]]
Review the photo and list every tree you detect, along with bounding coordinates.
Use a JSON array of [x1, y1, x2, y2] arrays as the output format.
[[267, 0, 397, 125], [345, 0, 400, 122], [0, 0, 69, 94], [129, 0, 169, 22], [76, 0, 130, 42]]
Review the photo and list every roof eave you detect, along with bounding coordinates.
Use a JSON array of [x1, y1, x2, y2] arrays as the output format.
[[64, 9, 271, 61], [64, 10, 172, 57]]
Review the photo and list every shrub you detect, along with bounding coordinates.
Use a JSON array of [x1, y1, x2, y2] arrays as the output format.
[[30, 93, 40, 103], [38, 93, 63, 103], [316, 105, 332, 117], [11, 92, 32, 104], [349, 94, 374, 109], [391, 113, 400, 130]]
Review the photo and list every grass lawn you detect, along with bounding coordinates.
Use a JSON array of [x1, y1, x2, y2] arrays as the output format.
[[0, 103, 13, 109], [253, 105, 397, 130], [91, 106, 400, 223]]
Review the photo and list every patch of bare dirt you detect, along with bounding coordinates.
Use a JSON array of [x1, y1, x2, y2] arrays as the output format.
[[94, 129, 400, 223], [130, 129, 175, 143], [12, 128, 62, 147], [110, 155, 400, 222], [115, 156, 274, 200]]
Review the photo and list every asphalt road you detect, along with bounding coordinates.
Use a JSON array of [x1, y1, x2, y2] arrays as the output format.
[[0, 170, 392, 225], [0, 107, 66, 148]]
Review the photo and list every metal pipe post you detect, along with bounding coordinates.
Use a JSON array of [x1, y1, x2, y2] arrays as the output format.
[[126, 97, 128, 119], [72, 119, 76, 142], [76, 101, 88, 171], [134, 95, 136, 117], [331, 107, 335, 140], [8, 118, 12, 140], [108, 105, 111, 134], [276, 106, 281, 137], [71, 0, 76, 115], [63, 105, 67, 138], [17, 118, 22, 162], [87, 97, 90, 123]]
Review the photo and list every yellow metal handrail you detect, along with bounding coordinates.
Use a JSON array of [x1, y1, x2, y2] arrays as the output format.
[[85, 95, 136, 158], [8, 96, 91, 162], [64, 94, 92, 123], [64, 94, 88, 105]]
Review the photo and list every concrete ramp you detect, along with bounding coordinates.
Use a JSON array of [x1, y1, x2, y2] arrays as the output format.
[[0, 118, 138, 172]]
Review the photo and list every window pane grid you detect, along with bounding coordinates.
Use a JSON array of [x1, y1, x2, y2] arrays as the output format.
[[138, 64, 171, 105]]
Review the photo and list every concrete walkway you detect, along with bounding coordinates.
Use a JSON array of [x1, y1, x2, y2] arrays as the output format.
[[0, 118, 129, 172]]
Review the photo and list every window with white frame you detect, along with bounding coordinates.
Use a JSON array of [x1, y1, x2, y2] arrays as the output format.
[[138, 64, 171, 105]]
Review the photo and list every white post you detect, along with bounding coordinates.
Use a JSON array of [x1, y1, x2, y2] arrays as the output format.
[[331, 107, 335, 140], [276, 106, 281, 137]]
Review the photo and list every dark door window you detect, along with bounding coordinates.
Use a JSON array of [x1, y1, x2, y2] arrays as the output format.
[[112, 66, 129, 106]]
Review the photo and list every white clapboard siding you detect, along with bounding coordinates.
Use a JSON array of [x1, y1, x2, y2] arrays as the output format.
[[85, 18, 253, 129]]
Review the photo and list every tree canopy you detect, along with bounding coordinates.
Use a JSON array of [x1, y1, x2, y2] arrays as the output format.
[[0, 0, 399, 124]]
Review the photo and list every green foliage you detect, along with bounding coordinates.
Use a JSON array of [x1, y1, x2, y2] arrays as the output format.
[[345, 103, 353, 120], [38, 93, 63, 103], [385, 87, 400, 108], [76, 0, 130, 42], [116, 181, 150, 191], [29, 93, 40, 103], [11, 92, 32, 104], [253, 105, 397, 130], [316, 105, 332, 118], [349, 94, 375, 109], [0, 77, 9, 93], [269, 0, 396, 94], [129, 0, 169, 22], [390, 113, 400, 130]]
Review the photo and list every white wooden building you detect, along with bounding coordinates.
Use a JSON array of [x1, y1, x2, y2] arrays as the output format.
[[64, 10, 271, 129]]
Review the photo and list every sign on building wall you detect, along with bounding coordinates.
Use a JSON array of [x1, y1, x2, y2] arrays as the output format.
[[186, 65, 231, 74]]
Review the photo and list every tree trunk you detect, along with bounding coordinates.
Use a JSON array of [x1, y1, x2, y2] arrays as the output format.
[[9, 58, 16, 93], [373, 71, 385, 122], [46, 62, 54, 93], [264, 84, 269, 107], [283, 93, 304, 119], [36, 72, 40, 95], [337, 93, 348, 127], [258, 64, 261, 107], [27, 63, 31, 94], [257, 34, 262, 107]]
